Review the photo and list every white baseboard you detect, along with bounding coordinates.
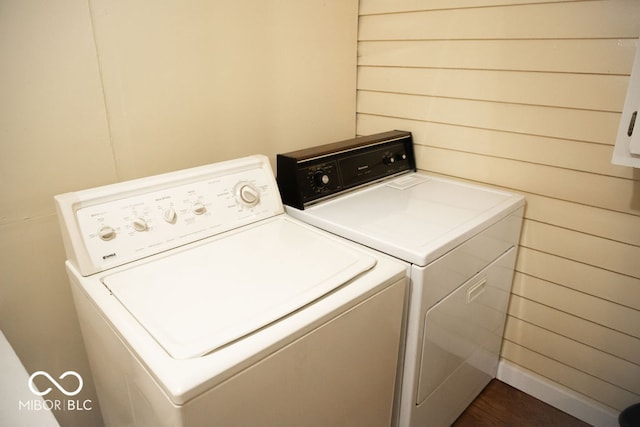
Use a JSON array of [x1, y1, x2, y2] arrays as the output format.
[[497, 359, 619, 427]]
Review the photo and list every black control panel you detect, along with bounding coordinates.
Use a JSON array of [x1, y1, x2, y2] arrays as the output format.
[[277, 130, 415, 209]]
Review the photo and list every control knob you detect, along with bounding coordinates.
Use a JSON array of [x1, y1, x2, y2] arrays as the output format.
[[132, 217, 148, 232], [313, 170, 330, 187], [237, 183, 260, 207], [192, 202, 206, 215], [382, 154, 396, 165], [163, 207, 177, 224], [98, 225, 116, 241]]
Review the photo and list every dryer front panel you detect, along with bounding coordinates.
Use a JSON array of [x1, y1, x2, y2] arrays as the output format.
[[414, 247, 516, 425]]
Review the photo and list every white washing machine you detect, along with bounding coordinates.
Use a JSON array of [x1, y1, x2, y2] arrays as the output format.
[[277, 131, 525, 427], [55, 155, 407, 427]]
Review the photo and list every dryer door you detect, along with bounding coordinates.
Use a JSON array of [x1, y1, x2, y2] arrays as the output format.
[[102, 217, 376, 359], [416, 247, 517, 416]]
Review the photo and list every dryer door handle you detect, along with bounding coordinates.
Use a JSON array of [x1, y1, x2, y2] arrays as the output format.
[[466, 278, 487, 303]]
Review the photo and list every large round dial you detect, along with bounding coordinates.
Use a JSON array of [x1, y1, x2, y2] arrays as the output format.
[[236, 182, 260, 207]]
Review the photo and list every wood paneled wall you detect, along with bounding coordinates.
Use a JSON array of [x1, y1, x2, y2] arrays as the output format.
[[357, 0, 640, 415]]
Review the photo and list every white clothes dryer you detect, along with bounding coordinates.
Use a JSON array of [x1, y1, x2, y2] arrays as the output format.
[[55, 155, 407, 427], [277, 131, 525, 427]]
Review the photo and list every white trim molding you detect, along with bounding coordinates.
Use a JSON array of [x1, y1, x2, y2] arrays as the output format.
[[497, 359, 619, 427]]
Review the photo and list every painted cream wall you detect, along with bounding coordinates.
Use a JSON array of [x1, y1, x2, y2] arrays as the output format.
[[0, 1, 358, 426], [357, 0, 640, 423], [89, 0, 358, 179], [1, 1, 113, 426]]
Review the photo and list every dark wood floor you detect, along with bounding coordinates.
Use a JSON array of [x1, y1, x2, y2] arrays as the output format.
[[452, 380, 592, 426]]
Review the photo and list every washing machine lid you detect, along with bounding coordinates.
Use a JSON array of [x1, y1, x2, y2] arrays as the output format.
[[290, 174, 524, 266], [102, 217, 375, 359]]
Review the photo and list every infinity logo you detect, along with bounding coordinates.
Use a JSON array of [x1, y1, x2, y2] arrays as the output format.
[[28, 371, 83, 397]]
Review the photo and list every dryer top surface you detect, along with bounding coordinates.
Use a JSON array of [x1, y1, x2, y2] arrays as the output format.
[[288, 174, 524, 266]]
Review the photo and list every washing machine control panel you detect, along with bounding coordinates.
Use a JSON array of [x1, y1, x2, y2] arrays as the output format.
[[277, 130, 416, 209], [57, 156, 282, 275]]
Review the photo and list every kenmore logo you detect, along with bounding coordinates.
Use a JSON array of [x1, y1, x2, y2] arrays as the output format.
[[102, 253, 116, 260]]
